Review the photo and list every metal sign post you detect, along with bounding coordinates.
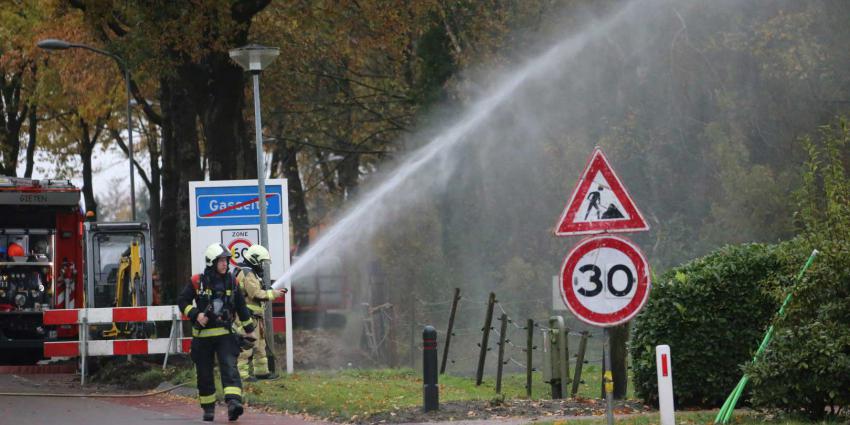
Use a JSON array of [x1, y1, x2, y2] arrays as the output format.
[[603, 328, 614, 425], [79, 316, 88, 386]]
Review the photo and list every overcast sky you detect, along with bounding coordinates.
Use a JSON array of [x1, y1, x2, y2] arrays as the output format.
[[17, 134, 273, 218], [18, 143, 138, 215]]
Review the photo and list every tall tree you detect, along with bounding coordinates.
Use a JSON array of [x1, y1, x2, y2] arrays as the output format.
[[33, 15, 121, 215], [54, 112, 109, 216], [23, 104, 37, 177], [0, 64, 28, 176], [0, 2, 42, 176], [252, 0, 437, 246], [69, 1, 271, 298]]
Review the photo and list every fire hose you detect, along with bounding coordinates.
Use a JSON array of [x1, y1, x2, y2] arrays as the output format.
[[0, 381, 190, 398]]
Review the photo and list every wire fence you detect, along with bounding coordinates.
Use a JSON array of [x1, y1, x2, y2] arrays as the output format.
[[370, 289, 612, 398], [356, 287, 610, 373]]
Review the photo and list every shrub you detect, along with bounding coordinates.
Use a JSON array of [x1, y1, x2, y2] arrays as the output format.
[[631, 119, 850, 417], [745, 122, 850, 419], [746, 253, 850, 419], [630, 243, 785, 407]]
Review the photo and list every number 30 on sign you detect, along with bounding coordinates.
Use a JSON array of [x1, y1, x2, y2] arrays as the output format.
[[559, 235, 651, 327]]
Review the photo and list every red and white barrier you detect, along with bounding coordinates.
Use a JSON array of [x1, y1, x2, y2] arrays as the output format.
[[45, 337, 191, 357], [43, 305, 189, 384], [656, 345, 675, 425], [44, 305, 186, 326]]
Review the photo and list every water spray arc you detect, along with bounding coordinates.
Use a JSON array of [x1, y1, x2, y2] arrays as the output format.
[[272, 0, 652, 290]]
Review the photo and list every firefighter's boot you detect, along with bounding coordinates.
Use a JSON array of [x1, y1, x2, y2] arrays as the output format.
[[228, 399, 244, 421], [256, 372, 278, 380], [202, 405, 215, 422]]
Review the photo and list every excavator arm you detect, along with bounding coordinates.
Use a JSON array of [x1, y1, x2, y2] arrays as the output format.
[[102, 241, 142, 338]]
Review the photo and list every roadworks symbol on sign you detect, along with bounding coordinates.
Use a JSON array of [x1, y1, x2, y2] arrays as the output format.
[[554, 147, 649, 236]]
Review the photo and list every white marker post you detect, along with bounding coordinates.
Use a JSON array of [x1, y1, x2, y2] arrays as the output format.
[[655, 345, 675, 425]]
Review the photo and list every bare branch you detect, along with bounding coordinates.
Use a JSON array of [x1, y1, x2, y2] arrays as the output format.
[[280, 136, 392, 155], [129, 79, 162, 125], [109, 128, 152, 189]]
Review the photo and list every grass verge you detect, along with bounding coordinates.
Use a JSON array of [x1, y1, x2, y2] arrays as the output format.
[[241, 366, 631, 421], [532, 410, 836, 425]]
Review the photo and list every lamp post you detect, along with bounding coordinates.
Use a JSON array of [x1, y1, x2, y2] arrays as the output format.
[[37, 39, 136, 221], [229, 44, 286, 374]]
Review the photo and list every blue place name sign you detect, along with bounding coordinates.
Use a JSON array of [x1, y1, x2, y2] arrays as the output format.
[[195, 185, 284, 227]]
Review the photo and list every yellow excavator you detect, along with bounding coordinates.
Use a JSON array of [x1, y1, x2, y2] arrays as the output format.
[[102, 241, 143, 338]]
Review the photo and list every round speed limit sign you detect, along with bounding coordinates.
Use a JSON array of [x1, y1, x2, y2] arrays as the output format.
[[227, 238, 253, 267], [559, 235, 651, 327]]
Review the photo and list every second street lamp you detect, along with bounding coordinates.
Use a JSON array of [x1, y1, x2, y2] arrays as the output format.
[[37, 39, 137, 221], [229, 44, 286, 374]]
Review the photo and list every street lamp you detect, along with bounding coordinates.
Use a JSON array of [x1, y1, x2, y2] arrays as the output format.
[[229, 44, 285, 373], [37, 39, 136, 221], [229, 44, 279, 249]]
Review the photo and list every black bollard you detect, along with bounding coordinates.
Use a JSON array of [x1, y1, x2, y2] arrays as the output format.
[[423, 325, 439, 412]]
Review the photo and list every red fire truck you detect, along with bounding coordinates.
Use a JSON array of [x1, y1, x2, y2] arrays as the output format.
[[0, 175, 354, 363], [0, 176, 154, 364]]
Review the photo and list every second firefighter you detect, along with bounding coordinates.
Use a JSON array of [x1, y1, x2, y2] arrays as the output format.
[[234, 244, 286, 381]]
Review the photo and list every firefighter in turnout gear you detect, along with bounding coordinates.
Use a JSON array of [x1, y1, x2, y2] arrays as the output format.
[[178, 243, 257, 422], [235, 244, 286, 381]]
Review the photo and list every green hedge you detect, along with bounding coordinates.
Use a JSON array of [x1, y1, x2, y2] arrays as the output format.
[[740, 119, 850, 418], [632, 121, 850, 416], [746, 238, 850, 419], [630, 243, 785, 407]]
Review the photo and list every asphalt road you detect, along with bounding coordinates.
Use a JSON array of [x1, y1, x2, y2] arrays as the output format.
[[0, 373, 325, 424]]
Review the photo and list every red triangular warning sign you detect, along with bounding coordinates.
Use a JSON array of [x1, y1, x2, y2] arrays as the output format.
[[554, 147, 649, 236]]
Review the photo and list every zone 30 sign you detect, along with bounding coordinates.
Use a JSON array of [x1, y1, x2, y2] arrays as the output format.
[[559, 235, 650, 327]]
